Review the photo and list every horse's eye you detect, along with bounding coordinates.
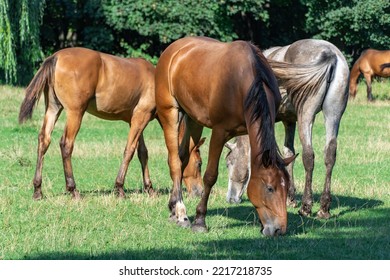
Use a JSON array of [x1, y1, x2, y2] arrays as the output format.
[[266, 185, 274, 193]]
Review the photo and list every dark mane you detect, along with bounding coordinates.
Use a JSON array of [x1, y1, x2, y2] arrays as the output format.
[[244, 43, 284, 168]]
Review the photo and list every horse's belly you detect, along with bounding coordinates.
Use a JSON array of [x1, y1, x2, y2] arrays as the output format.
[[87, 93, 136, 121]]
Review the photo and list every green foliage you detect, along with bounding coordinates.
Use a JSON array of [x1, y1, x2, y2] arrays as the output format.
[[303, 0, 390, 63], [0, 0, 45, 85], [41, 0, 116, 55], [102, 0, 269, 61]]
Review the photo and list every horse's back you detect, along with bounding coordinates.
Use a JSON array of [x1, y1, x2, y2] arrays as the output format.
[[359, 49, 390, 76], [53, 47, 155, 120], [156, 36, 255, 129], [95, 53, 155, 119]]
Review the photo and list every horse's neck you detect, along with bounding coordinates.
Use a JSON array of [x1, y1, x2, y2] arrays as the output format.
[[349, 60, 362, 92]]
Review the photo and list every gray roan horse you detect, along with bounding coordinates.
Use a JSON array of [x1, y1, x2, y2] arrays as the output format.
[[225, 39, 349, 219]]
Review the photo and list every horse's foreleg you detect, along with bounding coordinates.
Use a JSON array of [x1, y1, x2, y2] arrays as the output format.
[[159, 108, 191, 227], [282, 121, 297, 207], [192, 129, 225, 233], [60, 110, 84, 199], [114, 111, 152, 198], [364, 74, 373, 101], [33, 104, 62, 200], [137, 133, 153, 194]]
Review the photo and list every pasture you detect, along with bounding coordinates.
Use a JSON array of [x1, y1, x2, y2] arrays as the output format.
[[0, 81, 389, 260]]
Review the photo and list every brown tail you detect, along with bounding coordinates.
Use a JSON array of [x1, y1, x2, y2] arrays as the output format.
[[267, 51, 337, 110], [380, 63, 390, 71], [18, 55, 57, 124]]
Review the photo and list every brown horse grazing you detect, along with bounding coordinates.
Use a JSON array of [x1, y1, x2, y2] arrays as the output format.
[[19, 47, 204, 200], [155, 36, 295, 237], [19, 47, 156, 199], [349, 49, 390, 101], [225, 39, 349, 219]]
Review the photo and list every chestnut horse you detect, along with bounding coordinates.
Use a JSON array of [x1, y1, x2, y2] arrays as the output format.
[[155, 36, 294, 237], [19, 47, 203, 199], [349, 49, 390, 101], [225, 39, 349, 219]]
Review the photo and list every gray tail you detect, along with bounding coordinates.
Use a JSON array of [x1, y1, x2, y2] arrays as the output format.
[[268, 52, 337, 111]]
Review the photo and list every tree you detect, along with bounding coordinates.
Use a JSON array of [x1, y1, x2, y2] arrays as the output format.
[[0, 0, 45, 85], [102, 0, 269, 63], [303, 0, 390, 63], [41, 0, 116, 55]]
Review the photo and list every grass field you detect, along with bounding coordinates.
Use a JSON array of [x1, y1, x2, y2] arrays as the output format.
[[0, 80, 389, 260]]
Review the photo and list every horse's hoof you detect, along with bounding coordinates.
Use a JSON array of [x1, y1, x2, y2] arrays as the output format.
[[287, 199, 298, 208], [317, 210, 331, 219], [32, 192, 43, 200], [192, 224, 208, 233], [298, 208, 311, 217], [145, 187, 154, 196], [71, 190, 81, 200], [115, 189, 126, 199], [177, 218, 191, 228], [169, 215, 191, 228], [169, 214, 178, 223]]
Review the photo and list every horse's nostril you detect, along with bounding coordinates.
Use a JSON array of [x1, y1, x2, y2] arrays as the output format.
[[274, 228, 282, 236]]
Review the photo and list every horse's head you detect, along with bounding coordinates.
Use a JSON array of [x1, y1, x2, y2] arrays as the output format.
[[225, 136, 251, 204], [247, 153, 296, 237], [183, 137, 205, 197]]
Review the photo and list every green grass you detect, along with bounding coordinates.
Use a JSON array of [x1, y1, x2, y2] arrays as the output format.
[[0, 80, 389, 260]]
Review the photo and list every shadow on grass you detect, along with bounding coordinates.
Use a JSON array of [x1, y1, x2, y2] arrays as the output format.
[[22, 195, 389, 260]]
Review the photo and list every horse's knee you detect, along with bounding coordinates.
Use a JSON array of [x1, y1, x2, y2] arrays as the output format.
[[59, 137, 73, 158], [203, 171, 218, 187]]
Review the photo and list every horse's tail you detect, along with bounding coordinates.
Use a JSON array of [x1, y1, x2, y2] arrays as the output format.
[[19, 55, 57, 124], [244, 43, 281, 167], [268, 51, 337, 111], [380, 63, 390, 71]]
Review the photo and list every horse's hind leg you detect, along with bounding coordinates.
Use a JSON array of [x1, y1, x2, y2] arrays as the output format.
[[60, 110, 84, 199], [33, 101, 62, 200], [137, 133, 153, 194], [114, 109, 153, 197], [318, 79, 348, 218], [297, 112, 316, 217], [283, 121, 297, 207]]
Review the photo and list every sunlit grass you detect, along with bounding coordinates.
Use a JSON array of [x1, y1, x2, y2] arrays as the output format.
[[0, 82, 389, 260]]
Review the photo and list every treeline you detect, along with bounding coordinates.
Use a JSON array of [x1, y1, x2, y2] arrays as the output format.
[[0, 0, 389, 85]]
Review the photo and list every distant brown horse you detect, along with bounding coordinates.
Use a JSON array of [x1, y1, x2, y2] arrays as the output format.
[[349, 49, 390, 101], [19, 47, 203, 200], [155, 36, 295, 237]]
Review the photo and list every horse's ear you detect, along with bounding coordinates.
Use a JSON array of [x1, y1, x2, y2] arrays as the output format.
[[196, 137, 206, 148], [284, 153, 299, 166], [224, 141, 236, 151]]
